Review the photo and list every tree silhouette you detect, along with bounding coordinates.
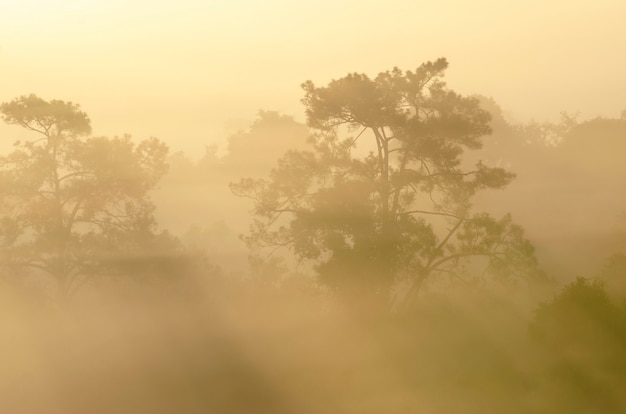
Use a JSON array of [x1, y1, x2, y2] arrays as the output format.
[[0, 95, 173, 297], [220, 110, 310, 178], [232, 59, 540, 310]]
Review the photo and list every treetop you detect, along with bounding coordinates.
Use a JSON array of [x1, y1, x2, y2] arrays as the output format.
[[0, 94, 92, 138]]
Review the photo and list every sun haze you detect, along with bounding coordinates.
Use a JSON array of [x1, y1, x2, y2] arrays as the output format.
[[1, 0, 624, 154], [2, 3, 626, 413]]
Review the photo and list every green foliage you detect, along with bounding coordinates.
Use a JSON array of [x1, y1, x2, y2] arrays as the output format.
[[530, 277, 626, 346], [232, 60, 541, 309], [529, 277, 626, 413], [0, 95, 173, 297]]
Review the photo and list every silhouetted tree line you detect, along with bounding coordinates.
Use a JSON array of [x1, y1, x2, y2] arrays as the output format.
[[1, 59, 626, 413]]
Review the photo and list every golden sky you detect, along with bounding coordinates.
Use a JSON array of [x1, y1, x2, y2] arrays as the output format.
[[1, 0, 625, 155]]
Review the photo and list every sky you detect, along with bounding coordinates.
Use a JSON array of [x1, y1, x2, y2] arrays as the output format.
[[1, 0, 625, 156]]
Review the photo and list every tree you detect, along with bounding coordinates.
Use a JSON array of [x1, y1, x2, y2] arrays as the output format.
[[0, 94, 173, 297], [529, 277, 626, 413], [232, 59, 540, 311], [530, 277, 626, 345], [220, 110, 310, 178]]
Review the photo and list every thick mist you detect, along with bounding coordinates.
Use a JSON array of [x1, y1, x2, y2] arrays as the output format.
[[2, 2, 626, 414]]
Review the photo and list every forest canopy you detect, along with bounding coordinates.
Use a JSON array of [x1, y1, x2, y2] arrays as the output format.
[[0, 58, 625, 414]]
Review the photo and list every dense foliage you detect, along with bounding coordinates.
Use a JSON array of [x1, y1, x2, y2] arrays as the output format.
[[0, 95, 178, 297], [233, 59, 541, 309]]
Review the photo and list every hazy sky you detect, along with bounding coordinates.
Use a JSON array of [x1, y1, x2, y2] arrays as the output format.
[[1, 0, 625, 156]]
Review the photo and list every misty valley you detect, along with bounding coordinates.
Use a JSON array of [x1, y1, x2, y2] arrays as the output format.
[[1, 60, 626, 414]]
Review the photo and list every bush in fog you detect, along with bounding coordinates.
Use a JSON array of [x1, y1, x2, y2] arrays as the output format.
[[530, 277, 626, 350], [529, 277, 626, 413]]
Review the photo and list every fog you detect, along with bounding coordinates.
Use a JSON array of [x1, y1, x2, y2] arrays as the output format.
[[1, 1, 625, 155], [1, 2, 626, 413]]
